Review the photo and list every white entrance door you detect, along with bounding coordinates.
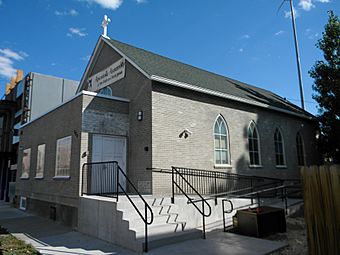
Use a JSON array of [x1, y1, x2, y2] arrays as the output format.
[[92, 135, 127, 193]]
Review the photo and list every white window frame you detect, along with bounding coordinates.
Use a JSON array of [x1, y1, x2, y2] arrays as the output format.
[[21, 148, 31, 179], [296, 131, 305, 166], [55, 136, 72, 178], [274, 128, 286, 168], [248, 121, 262, 167], [99, 86, 112, 96], [35, 144, 45, 179], [213, 115, 231, 167], [19, 197, 27, 210]]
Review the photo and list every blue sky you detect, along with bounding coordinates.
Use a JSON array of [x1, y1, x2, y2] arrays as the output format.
[[0, 0, 338, 114]]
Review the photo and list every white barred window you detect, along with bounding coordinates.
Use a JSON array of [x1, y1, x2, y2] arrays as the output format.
[[36, 144, 45, 178], [55, 136, 72, 177], [21, 148, 31, 179]]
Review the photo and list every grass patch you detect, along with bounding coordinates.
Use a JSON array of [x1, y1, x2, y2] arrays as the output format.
[[0, 227, 39, 255]]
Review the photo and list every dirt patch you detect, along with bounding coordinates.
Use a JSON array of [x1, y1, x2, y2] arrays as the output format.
[[266, 217, 308, 255], [0, 225, 40, 254]]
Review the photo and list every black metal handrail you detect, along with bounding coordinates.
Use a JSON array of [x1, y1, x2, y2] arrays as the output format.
[[222, 199, 233, 232], [82, 161, 154, 252], [171, 166, 212, 239], [221, 183, 303, 231], [152, 167, 283, 204]]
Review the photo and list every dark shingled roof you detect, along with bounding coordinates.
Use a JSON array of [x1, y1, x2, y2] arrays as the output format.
[[108, 38, 314, 118]]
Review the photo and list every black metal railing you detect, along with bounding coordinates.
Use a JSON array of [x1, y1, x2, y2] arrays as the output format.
[[171, 166, 212, 239], [221, 182, 303, 231], [82, 161, 118, 196], [161, 167, 283, 202], [222, 199, 233, 232], [82, 161, 154, 252]]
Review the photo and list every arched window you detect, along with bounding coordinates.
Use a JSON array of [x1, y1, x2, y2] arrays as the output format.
[[248, 121, 261, 166], [99, 87, 112, 96], [296, 132, 305, 166], [214, 116, 230, 165], [274, 128, 286, 166]]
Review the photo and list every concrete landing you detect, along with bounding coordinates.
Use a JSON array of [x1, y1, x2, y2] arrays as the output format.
[[148, 229, 287, 255], [0, 201, 287, 255]]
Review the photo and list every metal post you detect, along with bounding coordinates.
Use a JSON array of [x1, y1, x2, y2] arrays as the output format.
[[250, 179, 254, 205], [289, 0, 305, 109], [116, 163, 119, 202], [202, 201, 206, 239], [214, 172, 217, 205], [144, 205, 148, 252], [284, 187, 288, 215], [171, 167, 175, 204], [222, 200, 226, 232]]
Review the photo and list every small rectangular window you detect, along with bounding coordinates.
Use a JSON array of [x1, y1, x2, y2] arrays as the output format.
[[21, 148, 31, 179], [55, 136, 72, 178], [36, 144, 45, 178]]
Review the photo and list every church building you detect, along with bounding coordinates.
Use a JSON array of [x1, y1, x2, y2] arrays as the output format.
[[15, 35, 319, 228]]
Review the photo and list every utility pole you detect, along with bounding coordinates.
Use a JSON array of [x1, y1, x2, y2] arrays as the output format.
[[289, 0, 305, 110]]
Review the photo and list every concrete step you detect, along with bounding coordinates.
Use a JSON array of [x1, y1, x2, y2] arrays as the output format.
[[116, 197, 173, 210], [140, 228, 203, 251], [134, 221, 189, 238], [118, 201, 181, 223], [123, 212, 184, 226]]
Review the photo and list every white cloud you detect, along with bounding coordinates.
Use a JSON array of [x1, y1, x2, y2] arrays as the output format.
[[67, 27, 88, 37], [284, 7, 300, 19], [241, 34, 250, 39], [275, 30, 285, 36], [305, 28, 319, 39], [55, 9, 79, 16], [316, 0, 330, 3], [239, 48, 244, 53], [0, 48, 27, 78], [299, 0, 315, 11], [136, 0, 147, 3], [0, 0, 2, 6], [80, 0, 123, 10], [81, 55, 91, 61], [0, 48, 27, 61]]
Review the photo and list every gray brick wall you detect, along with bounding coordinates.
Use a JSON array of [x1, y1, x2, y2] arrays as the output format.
[[82, 43, 153, 194], [16, 95, 83, 207], [151, 84, 319, 194]]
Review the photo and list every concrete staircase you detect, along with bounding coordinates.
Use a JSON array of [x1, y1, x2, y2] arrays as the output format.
[[116, 196, 202, 251], [78, 195, 204, 253], [78, 195, 299, 252]]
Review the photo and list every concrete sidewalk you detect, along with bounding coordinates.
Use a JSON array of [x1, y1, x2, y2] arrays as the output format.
[[0, 201, 287, 254]]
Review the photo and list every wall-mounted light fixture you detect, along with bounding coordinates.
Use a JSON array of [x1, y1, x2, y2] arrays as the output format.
[[137, 111, 143, 121]]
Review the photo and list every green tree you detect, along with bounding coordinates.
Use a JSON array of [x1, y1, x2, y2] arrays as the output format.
[[309, 11, 340, 163]]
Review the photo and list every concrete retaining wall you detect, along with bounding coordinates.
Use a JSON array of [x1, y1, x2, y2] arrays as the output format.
[[78, 196, 142, 252]]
